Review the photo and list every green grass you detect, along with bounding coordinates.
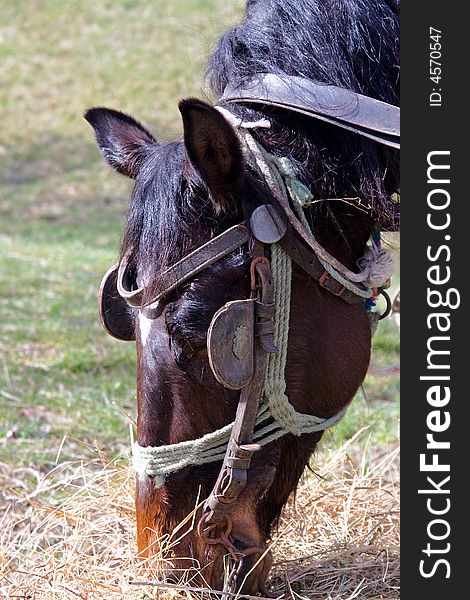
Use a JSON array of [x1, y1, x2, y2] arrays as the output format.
[[0, 0, 399, 473]]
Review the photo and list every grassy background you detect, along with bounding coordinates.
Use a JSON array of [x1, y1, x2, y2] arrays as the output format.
[[0, 0, 399, 476]]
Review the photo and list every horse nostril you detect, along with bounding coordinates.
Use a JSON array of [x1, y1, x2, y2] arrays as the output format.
[[232, 546, 273, 596]]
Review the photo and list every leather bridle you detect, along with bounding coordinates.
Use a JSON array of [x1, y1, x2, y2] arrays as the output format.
[[108, 74, 400, 589], [117, 202, 369, 310]]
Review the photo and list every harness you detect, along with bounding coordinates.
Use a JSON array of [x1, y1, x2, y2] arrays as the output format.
[[220, 73, 400, 149], [98, 74, 399, 582]]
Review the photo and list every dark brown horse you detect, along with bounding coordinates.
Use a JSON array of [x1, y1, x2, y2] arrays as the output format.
[[86, 0, 399, 594]]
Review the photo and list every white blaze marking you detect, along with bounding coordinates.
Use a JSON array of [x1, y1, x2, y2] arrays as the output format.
[[139, 312, 153, 346]]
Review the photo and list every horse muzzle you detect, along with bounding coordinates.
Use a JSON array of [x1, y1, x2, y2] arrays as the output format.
[[197, 514, 272, 595]]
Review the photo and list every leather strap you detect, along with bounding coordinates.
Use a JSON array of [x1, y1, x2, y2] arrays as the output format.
[[278, 221, 368, 304], [220, 73, 400, 149], [202, 260, 275, 525], [247, 203, 368, 304], [117, 223, 251, 308]]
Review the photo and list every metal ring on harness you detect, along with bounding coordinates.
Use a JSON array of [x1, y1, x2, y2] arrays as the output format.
[[197, 512, 268, 590], [378, 289, 392, 320], [197, 514, 233, 546]]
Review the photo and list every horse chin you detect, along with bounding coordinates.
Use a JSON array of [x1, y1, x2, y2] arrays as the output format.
[[136, 472, 276, 594], [209, 469, 276, 593], [158, 504, 271, 594], [137, 516, 270, 594]]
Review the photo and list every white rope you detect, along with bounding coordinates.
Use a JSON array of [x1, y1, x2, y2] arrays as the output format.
[[256, 242, 349, 444], [132, 422, 232, 484]]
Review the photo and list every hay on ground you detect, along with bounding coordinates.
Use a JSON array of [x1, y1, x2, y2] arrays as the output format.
[[0, 438, 399, 599]]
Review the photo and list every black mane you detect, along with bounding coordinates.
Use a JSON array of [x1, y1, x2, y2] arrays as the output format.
[[205, 0, 400, 225], [206, 0, 399, 102], [121, 141, 230, 292]]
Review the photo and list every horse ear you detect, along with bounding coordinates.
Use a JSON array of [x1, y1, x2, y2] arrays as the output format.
[[84, 108, 156, 179], [178, 99, 245, 210]]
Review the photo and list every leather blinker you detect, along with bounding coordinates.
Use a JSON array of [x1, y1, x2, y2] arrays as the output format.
[[99, 264, 136, 341], [207, 298, 256, 390]]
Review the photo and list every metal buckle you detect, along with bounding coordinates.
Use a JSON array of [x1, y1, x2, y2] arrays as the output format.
[[250, 256, 270, 292], [318, 270, 346, 297]]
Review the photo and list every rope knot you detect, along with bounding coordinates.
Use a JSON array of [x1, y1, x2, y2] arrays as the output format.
[[357, 242, 394, 289]]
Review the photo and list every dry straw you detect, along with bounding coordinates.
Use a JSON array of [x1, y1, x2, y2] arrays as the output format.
[[0, 432, 399, 599]]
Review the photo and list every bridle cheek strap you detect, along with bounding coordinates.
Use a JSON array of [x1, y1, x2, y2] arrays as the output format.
[[202, 258, 275, 525], [117, 223, 251, 308]]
